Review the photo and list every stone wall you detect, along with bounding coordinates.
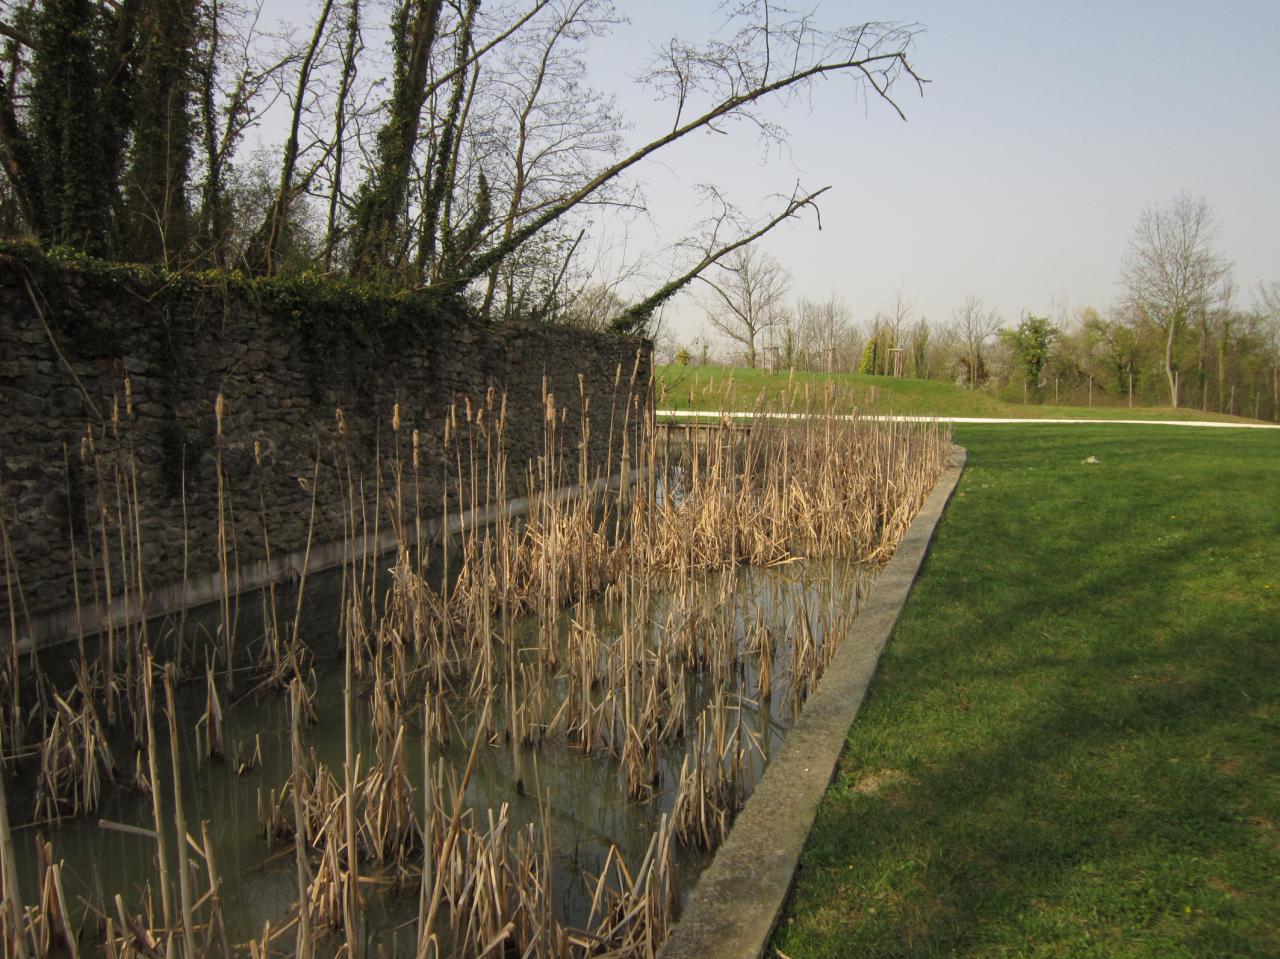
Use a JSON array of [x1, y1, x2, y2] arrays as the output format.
[[0, 249, 651, 635]]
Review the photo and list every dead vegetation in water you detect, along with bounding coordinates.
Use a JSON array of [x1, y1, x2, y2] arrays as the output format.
[[32, 684, 117, 823], [0, 373, 951, 956]]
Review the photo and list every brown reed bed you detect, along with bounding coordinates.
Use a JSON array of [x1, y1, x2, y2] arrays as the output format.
[[0, 374, 950, 956]]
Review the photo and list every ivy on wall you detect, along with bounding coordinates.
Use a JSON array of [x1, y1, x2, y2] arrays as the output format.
[[1, 241, 471, 344]]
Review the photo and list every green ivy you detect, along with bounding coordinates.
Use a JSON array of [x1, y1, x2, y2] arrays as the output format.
[[1, 241, 471, 343]]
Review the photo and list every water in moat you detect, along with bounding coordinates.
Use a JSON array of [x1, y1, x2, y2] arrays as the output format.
[[9, 555, 874, 953]]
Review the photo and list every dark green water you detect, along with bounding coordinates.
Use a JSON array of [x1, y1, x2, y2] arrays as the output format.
[[9, 557, 872, 951]]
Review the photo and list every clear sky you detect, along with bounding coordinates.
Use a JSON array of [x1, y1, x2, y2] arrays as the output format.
[[262, 0, 1280, 340]]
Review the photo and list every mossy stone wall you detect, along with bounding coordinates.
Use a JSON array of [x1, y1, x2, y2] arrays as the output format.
[[0, 247, 651, 622]]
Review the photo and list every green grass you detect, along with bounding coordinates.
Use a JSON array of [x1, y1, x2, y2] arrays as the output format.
[[771, 426, 1280, 958], [656, 365, 1261, 423]]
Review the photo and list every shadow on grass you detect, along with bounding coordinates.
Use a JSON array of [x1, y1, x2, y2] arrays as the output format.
[[773, 427, 1280, 958]]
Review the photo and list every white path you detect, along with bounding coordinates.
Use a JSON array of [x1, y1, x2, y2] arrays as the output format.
[[655, 409, 1280, 430]]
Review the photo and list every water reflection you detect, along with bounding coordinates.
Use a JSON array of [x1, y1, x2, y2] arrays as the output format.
[[12, 556, 874, 948]]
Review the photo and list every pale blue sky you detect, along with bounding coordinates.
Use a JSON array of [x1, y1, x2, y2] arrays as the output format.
[[261, 1, 1280, 339]]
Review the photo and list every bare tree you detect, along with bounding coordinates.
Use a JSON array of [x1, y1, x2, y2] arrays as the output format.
[[1120, 193, 1230, 407], [450, 7, 923, 327], [1258, 280, 1280, 320], [904, 316, 933, 378], [953, 294, 1001, 388], [322, 0, 363, 269], [795, 294, 853, 371], [558, 281, 626, 331], [346, 0, 446, 278], [193, 0, 295, 266], [701, 246, 789, 368], [473, 0, 627, 319], [0, 0, 923, 312], [874, 285, 915, 374], [254, 0, 336, 274]]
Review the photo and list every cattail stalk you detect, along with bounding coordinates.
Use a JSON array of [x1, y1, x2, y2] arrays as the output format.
[[0, 717, 28, 959], [163, 665, 198, 959], [141, 652, 175, 943]]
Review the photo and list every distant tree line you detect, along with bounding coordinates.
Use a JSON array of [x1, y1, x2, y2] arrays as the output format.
[[672, 195, 1280, 420], [0, 0, 924, 334]]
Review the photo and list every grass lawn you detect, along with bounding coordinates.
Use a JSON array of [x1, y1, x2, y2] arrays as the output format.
[[771, 426, 1280, 958], [656, 365, 1262, 423]]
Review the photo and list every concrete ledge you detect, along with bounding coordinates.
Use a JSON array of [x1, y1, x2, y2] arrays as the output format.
[[659, 445, 968, 959], [5, 468, 643, 654]]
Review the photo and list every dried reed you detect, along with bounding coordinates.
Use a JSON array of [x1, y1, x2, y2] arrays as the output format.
[[5, 374, 950, 956]]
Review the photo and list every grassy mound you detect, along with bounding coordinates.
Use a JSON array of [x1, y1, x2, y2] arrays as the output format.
[[657, 365, 1261, 423]]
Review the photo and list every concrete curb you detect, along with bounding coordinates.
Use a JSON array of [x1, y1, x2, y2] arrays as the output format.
[[6, 468, 644, 654], [659, 445, 968, 959]]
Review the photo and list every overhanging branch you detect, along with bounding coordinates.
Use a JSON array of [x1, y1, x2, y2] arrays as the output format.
[[442, 32, 919, 291], [611, 185, 829, 335]]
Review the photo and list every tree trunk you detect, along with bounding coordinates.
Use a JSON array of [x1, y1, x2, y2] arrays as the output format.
[[259, 0, 335, 274], [324, 0, 361, 270], [124, 0, 201, 265], [418, 0, 477, 283], [195, 0, 226, 265], [348, 0, 445, 280], [1217, 317, 1230, 412]]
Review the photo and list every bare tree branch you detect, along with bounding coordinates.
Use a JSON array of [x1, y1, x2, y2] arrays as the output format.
[[614, 185, 824, 336], [1120, 193, 1231, 406], [448, 13, 920, 290]]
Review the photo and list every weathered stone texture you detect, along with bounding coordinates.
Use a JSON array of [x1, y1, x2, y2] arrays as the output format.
[[0, 254, 651, 621]]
